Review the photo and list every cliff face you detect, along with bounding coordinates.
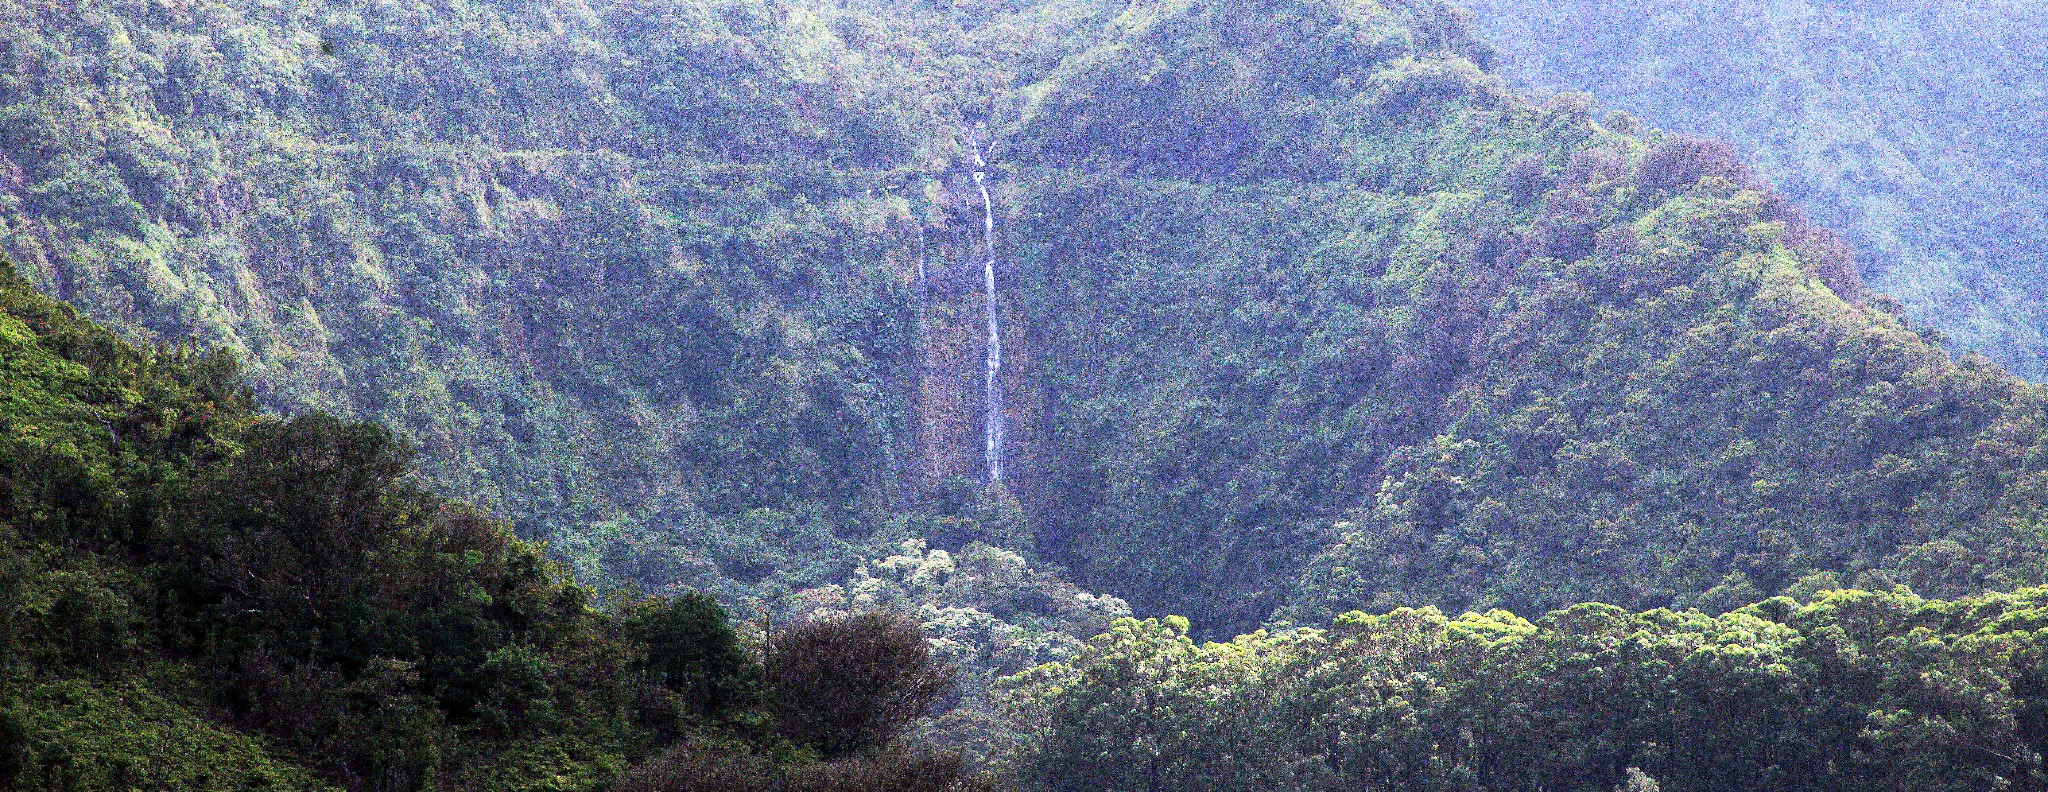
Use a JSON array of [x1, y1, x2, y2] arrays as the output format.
[[0, 0, 1096, 603]]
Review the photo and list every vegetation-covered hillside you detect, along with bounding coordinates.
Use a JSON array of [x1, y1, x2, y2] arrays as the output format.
[[13, 0, 2048, 788], [999, 0, 2048, 632], [10, 0, 2048, 639], [1463, 0, 2048, 378], [0, 0, 1105, 606], [0, 261, 991, 790], [10, 253, 2048, 790]]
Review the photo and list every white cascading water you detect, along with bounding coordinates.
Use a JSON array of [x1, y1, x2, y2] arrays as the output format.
[[972, 141, 1005, 486]]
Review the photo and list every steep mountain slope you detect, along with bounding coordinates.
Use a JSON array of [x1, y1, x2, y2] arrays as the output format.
[[0, 260, 992, 791], [0, 259, 618, 789], [993, 0, 2048, 631], [8, 0, 2048, 645], [1461, 0, 2048, 378], [0, 0, 1112, 603], [0, 248, 336, 789]]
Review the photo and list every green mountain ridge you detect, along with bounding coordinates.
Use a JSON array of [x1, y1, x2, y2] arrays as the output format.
[[1461, 0, 2048, 379], [996, 0, 2048, 631], [10, 0, 2048, 786], [1, 0, 990, 606], [9, 0, 2048, 637]]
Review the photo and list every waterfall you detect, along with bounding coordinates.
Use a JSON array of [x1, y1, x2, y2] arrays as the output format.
[[972, 142, 1005, 486]]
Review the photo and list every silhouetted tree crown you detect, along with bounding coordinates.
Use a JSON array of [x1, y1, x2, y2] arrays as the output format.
[[767, 613, 953, 759]]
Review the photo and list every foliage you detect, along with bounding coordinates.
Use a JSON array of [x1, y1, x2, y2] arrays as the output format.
[[609, 740, 776, 792], [621, 593, 759, 726], [1462, 0, 2048, 379], [0, 263, 978, 790], [1008, 587, 2048, 791], [12, 0, 2048, 786], [997, 0, 2048, 635], [611, 741, 992, 792], [767, 612, 954, 759], [4, 676, 334, 792], [0, 0, 1106, 610], [786, 538, 1131, 768]]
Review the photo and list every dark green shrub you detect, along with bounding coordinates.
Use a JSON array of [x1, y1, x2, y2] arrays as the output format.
[[0, 703, 23, 790], [766, 613, 951, 759], [609, 743, 992, 792], [609, 740, 774, 792], [1636, 134, 1753, 197], [1506, 155, 1552, 207], [784, 748, 992, 792], [623, 593, 759, 723]]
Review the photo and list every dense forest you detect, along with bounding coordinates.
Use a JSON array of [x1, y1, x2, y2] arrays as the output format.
[[998, 0, 2048, 633], [1010, 590, 2048, 791], [1465, 0, 2048, 378], [12, 259, 2048, 789], [0, 261, 1001, 789], [7, 0, 2048, 788]]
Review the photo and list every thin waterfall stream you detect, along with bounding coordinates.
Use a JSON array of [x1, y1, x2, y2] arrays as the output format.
[[972, 140, 1005, 486]]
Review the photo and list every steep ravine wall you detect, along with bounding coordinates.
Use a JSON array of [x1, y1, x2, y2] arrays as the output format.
[[902, 167, 1051, 534]]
